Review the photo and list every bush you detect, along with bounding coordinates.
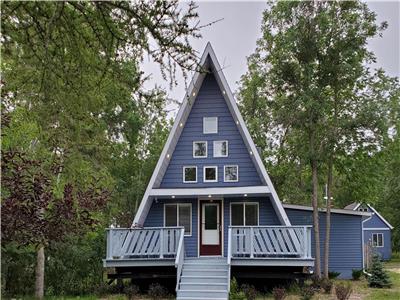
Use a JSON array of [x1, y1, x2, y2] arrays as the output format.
[[335, 282, 352, 300], [148, 283, 168, 300], [272, 287, 286, 300], [352, 269, 363, 281], [229, 278, 246, 300], [328, 271, 341, 279], [300, 286, 315, 300], [368, 254, 392, 288], [241, 283, 257, 300], [310, 276, 323, 290], [321, 278, 333, 294], [124, 284, 139, 300]]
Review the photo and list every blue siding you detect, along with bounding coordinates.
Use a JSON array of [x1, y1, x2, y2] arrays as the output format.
[[160, 74, 262, 188], [363, 210, 390, 229], [363, 229, 392, 260], [286, 209, 363, 279], [144, 198, 198, 257]]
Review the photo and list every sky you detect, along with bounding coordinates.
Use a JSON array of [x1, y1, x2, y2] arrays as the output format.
[[142, 1, 400, 115]]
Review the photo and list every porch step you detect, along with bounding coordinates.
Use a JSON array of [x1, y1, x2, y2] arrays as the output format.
[[176, 257, 229, 300]]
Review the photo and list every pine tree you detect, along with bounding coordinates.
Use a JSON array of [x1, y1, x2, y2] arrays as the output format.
[[368, 254, 392, 288]]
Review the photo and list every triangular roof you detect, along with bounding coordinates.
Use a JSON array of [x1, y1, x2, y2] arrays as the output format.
[[345, 202, 394, 229], [133, 43, 290, 226]]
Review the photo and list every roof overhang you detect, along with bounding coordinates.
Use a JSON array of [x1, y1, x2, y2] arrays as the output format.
[[149, 186, 271, 198], [283, 204, 372, 217]]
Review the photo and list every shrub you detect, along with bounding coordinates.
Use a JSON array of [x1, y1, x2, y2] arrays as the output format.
[[229, 278, 246, 300], [300, 286, 315, 300], [272, 287, 286, 300], [241, 283, 257, 300], [352, 269, 363, 281], [321, 278, 333, 294], [328, 271, 341, 279], [310, 276, 323, 290], [368, 254, 392, 288], [147, 283, 167, 300], [124, 284, 139, 300], [335, 282, 352, 300]]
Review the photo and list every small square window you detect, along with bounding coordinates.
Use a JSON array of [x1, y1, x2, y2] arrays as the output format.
[[203, 166, 218, 182], [183, 166, 197, 183], [214, 141, 228, 157], [193, 141, 207, 158], [203, 117, 218, 134], [224, 165, 239, 182]]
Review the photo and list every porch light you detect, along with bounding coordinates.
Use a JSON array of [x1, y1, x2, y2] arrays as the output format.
[[223, 90, 226, 94], [208, 194, 212, 198], [236, 120, 239, 125], [250, 151, 253, 155], [244, 194, 248, 197], [171, 195, 175, 199], [193, 92, 196, 96], [167, 154, 170, 158], [180, 123, 183, 127]]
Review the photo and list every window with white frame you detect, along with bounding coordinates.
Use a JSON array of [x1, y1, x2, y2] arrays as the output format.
[[203, 117, 218, 134], [183, 166, 197, 183], [214, 140, 228, 157], [372, 233, 384, 247], [164, 203, 192, 235], [203, 166, 218, 182], [224, 165, 238, 182], [231, 203, 259, 226], [193, 141, 207, 158]]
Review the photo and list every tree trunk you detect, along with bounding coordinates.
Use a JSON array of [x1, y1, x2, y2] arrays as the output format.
[[324, 160, 333, 279], [35, 246, 45, 299], [311, 158, 321, 278]]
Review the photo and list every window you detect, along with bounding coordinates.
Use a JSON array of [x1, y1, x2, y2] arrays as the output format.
[[203, 117, 218, 134], [183, 166, 197, 183], [224, 165, 239, 182], [203, 166, 218, 182], [372, 233, 384, 247], [164, 204, 192, 236], [231, 203, 259, 226], [214, 140, 228, 157], [358, 207, 368, 212], [193, 141, 207, 158]]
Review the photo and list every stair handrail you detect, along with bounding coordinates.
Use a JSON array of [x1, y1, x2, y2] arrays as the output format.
[[175, 227, 185, 291], [227, 227, 232, 292]]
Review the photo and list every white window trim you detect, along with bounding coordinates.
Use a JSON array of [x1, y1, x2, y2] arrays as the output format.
[[203, 117, 218, 134], [183, 166, 197, 183], [372, 233, 384, 248], [213, 140, 228, 157], [224, 165, 239, 182], [203, 166, 218, 182], [193, 141, 208, 158], [230, 202, 260, 226], [164, 203, 192, 236]]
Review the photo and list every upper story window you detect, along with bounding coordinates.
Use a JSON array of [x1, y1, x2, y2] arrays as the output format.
[[231, 202, 259, 226], [203, 117, 218, 134], [224, 165, 239, 182], [358, 207, 368, 212], [183, 166, 197, 183], [214, 140, 228, 157], [372, 233, 384, 247], [204, 166, 218, 182], [165, 203, 192, 236], [193, 141, 207, 158]]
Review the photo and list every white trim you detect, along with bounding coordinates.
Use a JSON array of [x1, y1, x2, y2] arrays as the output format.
[[353, 203, 361, 210], [203, 116, 218, 134], [193, 141, 208, 158], [366, 204, 394, 229], [213, 140, 228, 157], [203, 166, 218, 182], [149, 186, 271, 197], [363, 228, 391, 231], [230, 202, 260, 226], [164, 203, 192, 237], [283, 204, 371, 216], [224, 165, 239, 182], [183, 166, 197, 183], [371, 232, 384, 248]]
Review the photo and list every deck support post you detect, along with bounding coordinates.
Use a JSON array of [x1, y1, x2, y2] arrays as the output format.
[[250, 227, 254, 258]]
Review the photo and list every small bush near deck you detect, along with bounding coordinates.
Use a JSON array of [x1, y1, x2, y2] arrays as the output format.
[[328, 271, 341, 279], [368, 254, 392, 288], [272, 287, 286, 300], [229, 278, 246, 300], [147, 283, 168, 300], [124, 284, 139, 300], [310, 276, 323, 290], [300, 286, 315, 300], [352, 269, 363, 280], [335, 282, 352, 300], [241, 283, 257, 300], [321, 278, 333, 294]]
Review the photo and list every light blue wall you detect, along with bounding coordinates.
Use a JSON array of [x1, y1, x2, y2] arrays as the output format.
[[285, 209, 364, 279], [160, 74, 262, 188]]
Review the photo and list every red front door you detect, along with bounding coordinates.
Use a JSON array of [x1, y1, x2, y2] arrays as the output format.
[[200, 200, 222, 256]]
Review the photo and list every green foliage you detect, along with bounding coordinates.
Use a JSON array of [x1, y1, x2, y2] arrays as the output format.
[[321, 279, 333, 294], [124, 284, 140, 300], [300, 286, 315, 300], [352, 269, 363, 281], [272, 287, 286, 300], [368, 255, 392, 288], [147, 283, 168, 300], [229, 278, 247, 300], [328, 271, 341, 279], [241, 283, 257, 300], [335, 282, 352, 300]]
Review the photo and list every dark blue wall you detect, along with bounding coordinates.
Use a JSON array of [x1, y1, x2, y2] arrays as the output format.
[[160, 74, 262, 188], [286, 209, 364, 279]]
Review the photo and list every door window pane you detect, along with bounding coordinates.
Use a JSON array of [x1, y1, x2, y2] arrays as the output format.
[[245, 204, 258, 226], [165, 205, 177, 227], [231, 204, 244, 226], [193, 141, 207, 158], [178, 205, 191, 235], [214, 141, 228, 157], [205, 205, 218, 229]]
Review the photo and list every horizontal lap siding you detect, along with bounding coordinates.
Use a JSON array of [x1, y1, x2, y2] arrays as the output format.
[[363, 230, 392, 260], [144, 198, 198, 257], [160, 74, 262, 188], [364, 210, 390, 228], [286, 209, 363, 279]]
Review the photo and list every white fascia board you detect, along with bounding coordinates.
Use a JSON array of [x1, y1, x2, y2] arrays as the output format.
[[149, 186, 271, 197], [283, 204, 372, 217], [366, 204, 394, 229], [363, 228, 391, 231], [353, 203, 361, 210]]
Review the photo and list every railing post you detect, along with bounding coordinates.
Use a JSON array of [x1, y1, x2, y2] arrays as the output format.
[[250, 227, 254, 258], [308, 227, 312, 258], [160, 228, 164, 259], [106, 229, 112, 259], [303, 226, 307, 258]]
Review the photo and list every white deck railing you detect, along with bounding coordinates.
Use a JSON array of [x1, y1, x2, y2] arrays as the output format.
[[175, 228, 185, 291], [106, 227, 183, 260], [229, 226, 312, 259]]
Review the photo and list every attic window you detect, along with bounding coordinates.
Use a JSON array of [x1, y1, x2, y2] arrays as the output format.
[[224, 165, 239, 182], [204, 166, 218, 182], [193, 141, 207, 158], [214, 140, 228, 157], [183, 166, 197, 183], [203, 117, 218, 134]]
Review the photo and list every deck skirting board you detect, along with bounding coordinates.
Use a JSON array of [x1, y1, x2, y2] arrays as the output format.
[[231, 258, 314, 267], [103, 258, 175, 268]]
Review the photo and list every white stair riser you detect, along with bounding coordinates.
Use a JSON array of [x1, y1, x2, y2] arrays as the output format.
[[183, 264, 227, 270], [180, 276, 227, 284], [184, 259, 226, 264], [180, 283, 227, 291], [182, 270, 227, 276], [177, 290, 228, 298]]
